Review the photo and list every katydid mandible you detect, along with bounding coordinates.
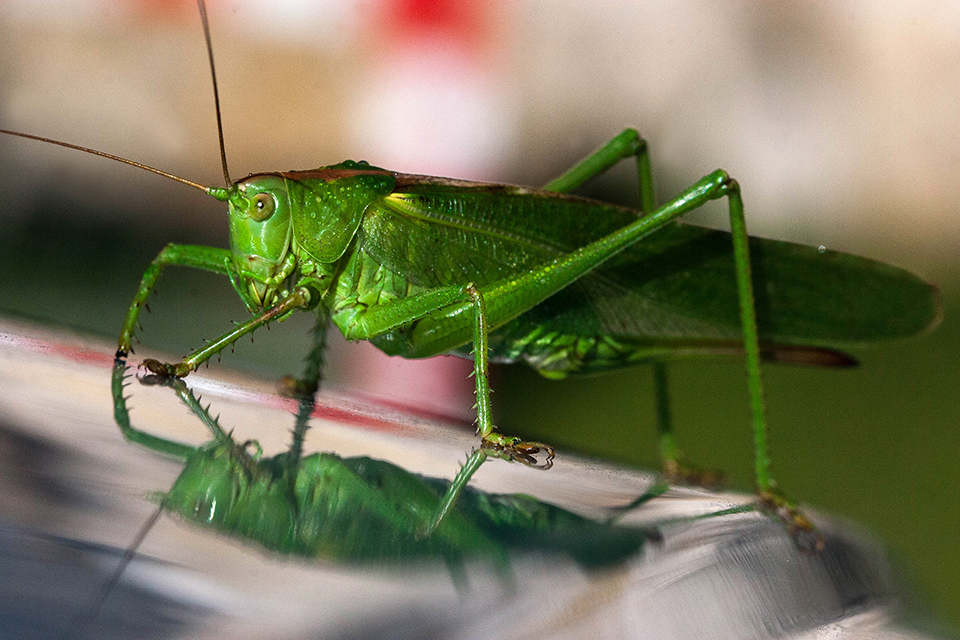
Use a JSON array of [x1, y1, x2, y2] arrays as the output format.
[[0, 1, 939, 536]]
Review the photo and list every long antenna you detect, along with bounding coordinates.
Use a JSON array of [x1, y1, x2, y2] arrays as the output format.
[[196, 0, 231, 187], [0, 128, 211, 193], [0, 1, 234, 196]]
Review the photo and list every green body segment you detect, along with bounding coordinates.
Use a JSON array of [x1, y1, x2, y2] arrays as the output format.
[[113, 364, 648, 568], [162, 440, 506, 563], [164, 445, 646, 566]]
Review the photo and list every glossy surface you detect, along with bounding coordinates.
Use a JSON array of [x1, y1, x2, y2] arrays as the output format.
[[0, 319, 950, 639]]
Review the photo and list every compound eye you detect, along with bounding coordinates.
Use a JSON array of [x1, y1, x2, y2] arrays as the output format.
[[251, 192, 276, 221]]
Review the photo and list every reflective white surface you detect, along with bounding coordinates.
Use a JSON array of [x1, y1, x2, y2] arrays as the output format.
[[0, 318, 948, 640]]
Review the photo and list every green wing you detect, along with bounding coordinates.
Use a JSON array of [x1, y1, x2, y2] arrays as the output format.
[[356, 179, 938, 364]]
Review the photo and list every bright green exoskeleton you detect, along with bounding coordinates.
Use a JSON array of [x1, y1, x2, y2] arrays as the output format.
[[110, 362, 655, 575], [0, 0, 940, 540], [110, 143, 938, 535]]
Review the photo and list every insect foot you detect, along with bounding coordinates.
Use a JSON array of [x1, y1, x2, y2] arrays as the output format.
[[759, 490, 825, 554], [481, 433, 555, 469], [140, 358, 190, 379]]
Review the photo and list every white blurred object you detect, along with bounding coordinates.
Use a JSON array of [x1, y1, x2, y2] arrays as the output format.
[[0, 318, 949, 640]]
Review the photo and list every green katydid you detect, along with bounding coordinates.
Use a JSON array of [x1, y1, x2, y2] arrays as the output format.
[[0, 0, 939, 540]]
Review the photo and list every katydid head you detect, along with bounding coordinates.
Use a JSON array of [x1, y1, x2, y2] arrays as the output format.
[[163, 436, 301, 553], [215, 174, 295, 307]]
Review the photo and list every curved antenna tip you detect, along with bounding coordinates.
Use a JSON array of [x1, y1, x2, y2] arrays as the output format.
[[0, 128, 211, 193]]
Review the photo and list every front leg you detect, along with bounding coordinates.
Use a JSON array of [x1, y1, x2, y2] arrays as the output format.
[[118, 244, 234, 357], [142, 286, 314, 378], [111, 358, 194, 459]]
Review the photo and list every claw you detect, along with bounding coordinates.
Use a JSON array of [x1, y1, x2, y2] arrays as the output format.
[[140, 358, 187, 378], [481, 434, 555, 469]]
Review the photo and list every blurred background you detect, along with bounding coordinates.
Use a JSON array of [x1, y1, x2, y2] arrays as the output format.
[[0, 0, 957, 631]]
